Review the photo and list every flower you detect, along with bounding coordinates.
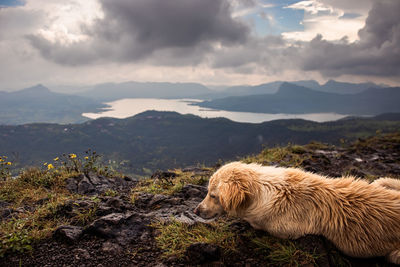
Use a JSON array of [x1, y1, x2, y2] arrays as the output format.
[[69, 154, 77, 159], [6, 162, 11, 166], [47, 163, 54, 170], [84, 156, 89, 160], [44, 162, 48, 166], [54, 157, 59, 161]]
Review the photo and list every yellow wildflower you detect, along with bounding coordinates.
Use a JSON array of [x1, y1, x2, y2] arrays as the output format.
[[69, 154, 77, 159], [44, 162, 48, 166], [47, 163, 54, 170], [7, 162, 12, 165], [84, 156, 89, 160], [54, 157, 59, 161]]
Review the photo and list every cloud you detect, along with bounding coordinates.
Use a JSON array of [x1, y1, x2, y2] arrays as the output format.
[[28, 0, 249, 66], [300, 0, 400, 77]]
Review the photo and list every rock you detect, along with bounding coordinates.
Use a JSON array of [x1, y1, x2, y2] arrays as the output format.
[[73, 248, 91, 260], [105, 197, 123, 209], [101, 241, 123, 255], [88, 213, 127, 238], [65, 178, 78, 192], [148, 194, 168, 207], [53, 225, 83, 243], [181, 184, 207, 200], [78, 176, 96, 195], [185, 243, 221, 264]]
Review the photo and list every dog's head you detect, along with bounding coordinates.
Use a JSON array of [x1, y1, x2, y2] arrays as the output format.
[[194, 162, 260, 219]]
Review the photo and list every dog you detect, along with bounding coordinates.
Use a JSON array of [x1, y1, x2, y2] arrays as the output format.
[[194, 161, 400, 264]]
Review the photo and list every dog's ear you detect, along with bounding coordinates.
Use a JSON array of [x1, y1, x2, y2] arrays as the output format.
[[219, 176, 259, 212]]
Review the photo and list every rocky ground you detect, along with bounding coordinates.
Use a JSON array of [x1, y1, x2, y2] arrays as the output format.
[[1, 133, 399, 266]]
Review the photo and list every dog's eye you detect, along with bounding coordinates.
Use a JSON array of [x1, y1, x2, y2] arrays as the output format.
[[210, 195, 216, 199]]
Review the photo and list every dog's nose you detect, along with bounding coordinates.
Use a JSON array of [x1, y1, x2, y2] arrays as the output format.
[[194, 206, 200, 215]]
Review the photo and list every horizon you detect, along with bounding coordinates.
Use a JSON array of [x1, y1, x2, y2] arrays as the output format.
[[1, 0, 400, 91]]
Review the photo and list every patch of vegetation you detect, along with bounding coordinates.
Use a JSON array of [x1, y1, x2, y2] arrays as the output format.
[[0, 194, 70, 257], [242, 145, 311, 168], [152, 219, 237, 259], [131, 169, 209, 197], [0, 150, 113, 257], [249, 233, 320, 266]]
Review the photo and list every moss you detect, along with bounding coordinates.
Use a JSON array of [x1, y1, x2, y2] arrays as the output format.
[[151, 219, 237, 259]]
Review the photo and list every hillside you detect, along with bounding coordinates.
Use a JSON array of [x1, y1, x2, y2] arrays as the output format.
[[198, 83, 400, 115], [0, 133, 399, 266], [0, 85, 105, 125], [1, 111, 400, 176]]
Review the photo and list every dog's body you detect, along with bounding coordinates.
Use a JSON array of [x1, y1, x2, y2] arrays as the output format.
[[194, 162, 400, 264]]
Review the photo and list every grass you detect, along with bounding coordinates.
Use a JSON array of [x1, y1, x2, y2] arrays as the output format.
[[242, 144, 312, 168], [131, 169, 209, 197], [151, 219, 237, 259], [0, 194, 71, 257], [249, 233, 320, 267], [0, 150, 112, 257]]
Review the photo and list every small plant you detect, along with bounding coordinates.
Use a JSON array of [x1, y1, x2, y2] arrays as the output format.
[[74, 205, 98, 225], [104, 189, 118, 197], [0, 218, 33, 257], [0, 156, 12, 181]]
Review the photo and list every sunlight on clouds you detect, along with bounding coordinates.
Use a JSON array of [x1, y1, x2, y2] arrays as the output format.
[[288, 0, 333, 15], [27, 0, 103, 44], [283, 0, 365, 41]]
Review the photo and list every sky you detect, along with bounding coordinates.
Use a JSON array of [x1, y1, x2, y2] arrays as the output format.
[[0, 0, 399, 91]]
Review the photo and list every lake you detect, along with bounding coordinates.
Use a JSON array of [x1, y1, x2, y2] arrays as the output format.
[[82, 98, 348, 123]]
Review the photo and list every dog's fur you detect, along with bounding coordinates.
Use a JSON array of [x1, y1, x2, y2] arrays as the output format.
[[194, 162, 400, 264]]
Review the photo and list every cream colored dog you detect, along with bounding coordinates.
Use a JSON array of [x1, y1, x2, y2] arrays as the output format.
[[194, 162, 400, 264]]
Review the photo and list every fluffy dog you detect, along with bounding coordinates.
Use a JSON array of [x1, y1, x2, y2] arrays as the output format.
[[194, 162, 400, 264]]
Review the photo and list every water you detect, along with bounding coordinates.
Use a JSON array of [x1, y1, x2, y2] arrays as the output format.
[[82, 98, 348, 123]]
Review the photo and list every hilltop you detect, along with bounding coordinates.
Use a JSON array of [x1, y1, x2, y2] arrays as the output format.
[[1, 111, 400, 177], [0, 133, 399, 266]]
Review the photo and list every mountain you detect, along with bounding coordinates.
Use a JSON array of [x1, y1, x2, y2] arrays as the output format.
[[198, 83, 400, 115], [318, 80, 383, 94], [1, 111, 400, 176], [0, 84, 105, 125], [213, 80, 383, 99], [79, 81, 214, 101]]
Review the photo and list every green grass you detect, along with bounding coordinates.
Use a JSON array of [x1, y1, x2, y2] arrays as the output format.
[[249, 234, 320, 267], [151, 219, 237, 259], [242, 145, 311, 168], [131, 169, 209, 197]]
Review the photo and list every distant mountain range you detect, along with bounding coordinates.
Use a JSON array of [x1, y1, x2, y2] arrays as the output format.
[[0, 85, 105, 125], [1, 111, 400, 176], [198, 83, 400, 115], [78, 81, 214, 101], [211, 80, 384, 98], [0, 79, 395, 125], [76, 79, 385, 100]]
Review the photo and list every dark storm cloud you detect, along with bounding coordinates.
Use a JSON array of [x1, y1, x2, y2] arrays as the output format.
[[28, 0, 249, 66], [300, 0, 400, 77]]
